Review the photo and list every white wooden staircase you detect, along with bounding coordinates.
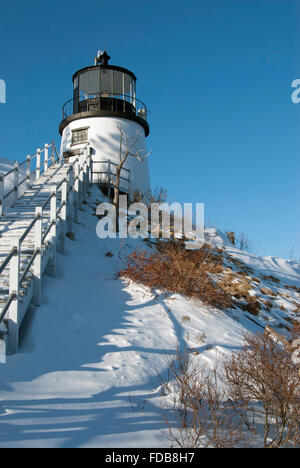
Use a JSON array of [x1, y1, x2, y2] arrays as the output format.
[[0, 142, 92, 357]]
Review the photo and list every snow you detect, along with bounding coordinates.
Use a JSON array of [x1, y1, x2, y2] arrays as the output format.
[[0, 186, 299, 448], [206, 227, 300, 284]]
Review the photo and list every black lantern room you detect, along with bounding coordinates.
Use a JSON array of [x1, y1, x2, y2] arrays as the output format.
[[59, 51, 149, 136]]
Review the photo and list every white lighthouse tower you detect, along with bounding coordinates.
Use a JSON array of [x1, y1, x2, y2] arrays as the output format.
[[59, 51, 151, 199]]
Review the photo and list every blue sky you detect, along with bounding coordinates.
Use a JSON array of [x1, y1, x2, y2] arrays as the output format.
[[0, 0, 299, 259]]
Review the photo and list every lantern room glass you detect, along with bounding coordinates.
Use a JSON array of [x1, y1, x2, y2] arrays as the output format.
[[74, 68, 136, 104]]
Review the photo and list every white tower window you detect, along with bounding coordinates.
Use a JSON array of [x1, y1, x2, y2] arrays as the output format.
[[71, 127, 89, 146]]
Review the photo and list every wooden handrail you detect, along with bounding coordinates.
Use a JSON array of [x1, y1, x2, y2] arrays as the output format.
[[0, 141, 61, 218], [0, 143, 91, 355]]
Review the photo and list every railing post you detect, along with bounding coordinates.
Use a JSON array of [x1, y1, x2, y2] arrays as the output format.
[[67, 169, 74, 234], [83, 161, 88, 202], [83, 148, 88, 194], [85, 158, 89, 195], [0, 176, 4, 217], [8, 239, 20, 354], [86, 144, 92, 185], [89, 148, 93, 184], [128, 169, 132, 202], [26, 155, 31, 190], [79, 153, 84, 206], [36, 148, 41, 181], [108, 161, 111, 198], [58, 178, 67, 254], [50, 189, 57, 241], [13, 161, 19, 202], [73, 159, 79, 223], [59, 146, 63, 166], [44, 143, 49, 174], [50, 146, 55, 166], [48, 190, 57, 277], [33, 207, 42, 306]]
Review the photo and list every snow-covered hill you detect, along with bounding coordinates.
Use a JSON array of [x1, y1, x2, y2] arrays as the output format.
[[0, 186, 299, 448]]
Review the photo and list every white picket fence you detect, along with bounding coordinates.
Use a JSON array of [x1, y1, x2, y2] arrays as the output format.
[[0, 143, 92, 355]]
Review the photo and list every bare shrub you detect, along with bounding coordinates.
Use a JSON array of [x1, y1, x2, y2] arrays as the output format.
[[120, 242, 230, 309], [237, 233, 254, 253], [113, 123, 151, 212], [132, 186, 168, 206], [163, 345, 242, 448], [132, 190, 144, 203], [148, 186, 168, 205], [162, 334, 300, 449], [223, 333, 300, 448], [226, 231, 236, 246], [226, 231, 254, 253]]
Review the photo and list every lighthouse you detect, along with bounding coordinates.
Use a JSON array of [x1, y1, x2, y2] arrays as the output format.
[[59, 51, 151, 199]]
